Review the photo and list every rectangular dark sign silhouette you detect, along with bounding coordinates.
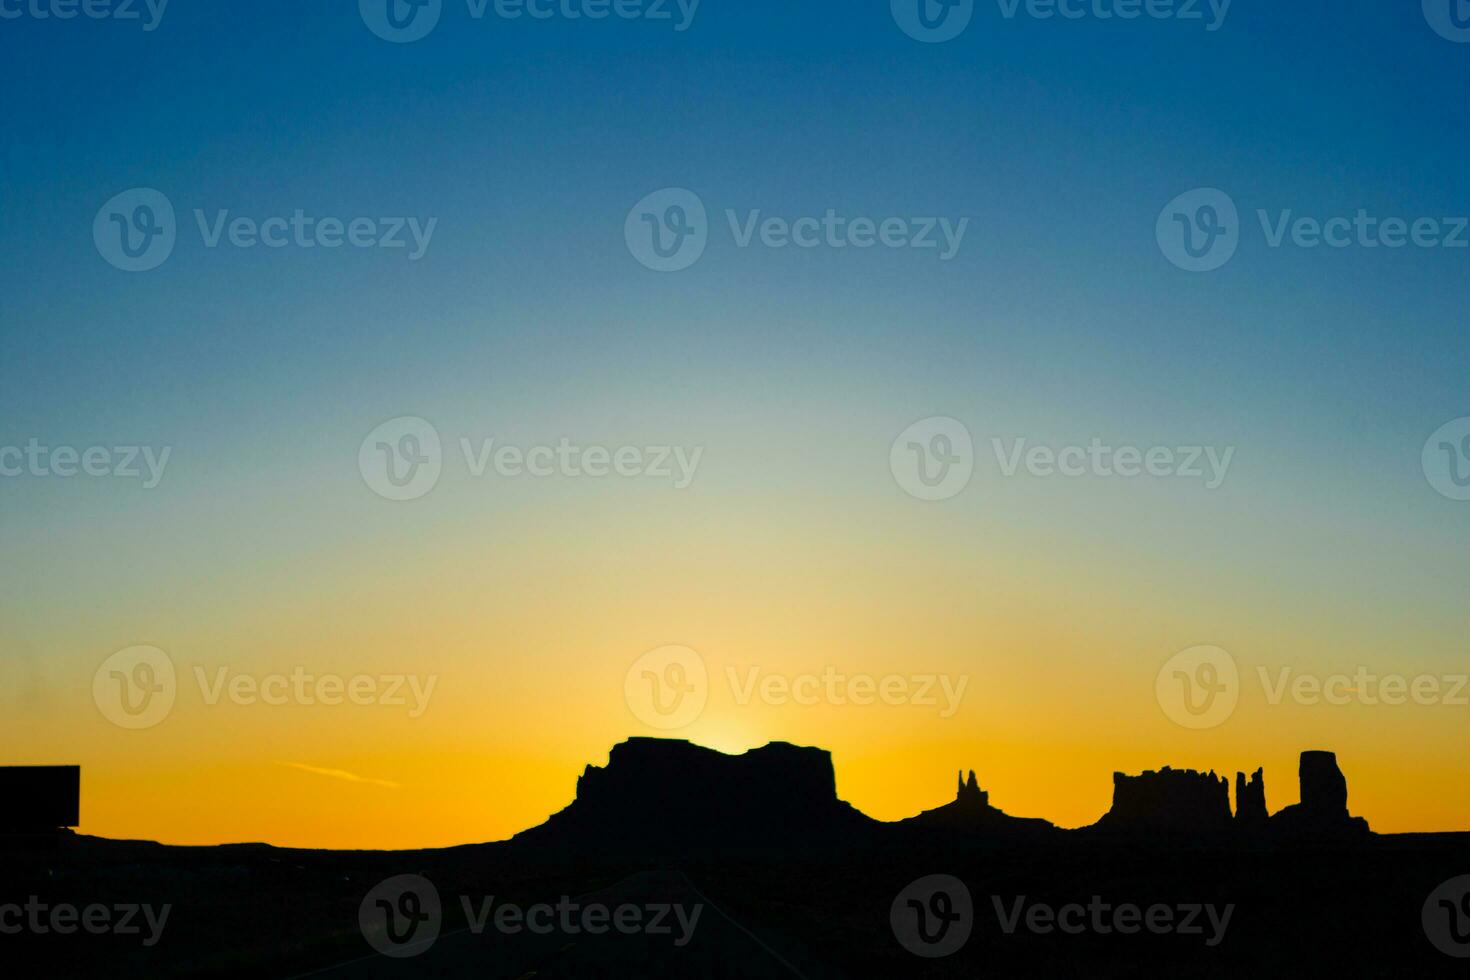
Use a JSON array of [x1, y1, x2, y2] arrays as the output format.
[[0, 766, 80, 829]]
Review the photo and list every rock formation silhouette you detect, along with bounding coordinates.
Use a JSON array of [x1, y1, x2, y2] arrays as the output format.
[[1235, 767, 1268, 827], [0, 766, 79, 839], [897, 767, 1054, 836], [1270, 750, 1370, 837], [506, 739, 1372, 858], [511, 737, 878, 854], [1089, 752, 1370, 838], [1093, 766, 1233, 833], [956, 769, 987, 808]]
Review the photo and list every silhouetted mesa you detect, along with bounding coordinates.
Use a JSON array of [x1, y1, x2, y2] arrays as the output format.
[[512, 738, 878, 853], [1270, 750, 1370, 838], [1235, 767, 1268, 827], [0, 765, 79, 839], [1093, 766, 1232, 834]]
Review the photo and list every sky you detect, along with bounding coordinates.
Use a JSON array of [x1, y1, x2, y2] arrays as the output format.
[[2, 0, 1469, 848]]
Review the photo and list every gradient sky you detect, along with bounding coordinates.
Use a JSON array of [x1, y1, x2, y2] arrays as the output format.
[[2, 1, 1469, 848]]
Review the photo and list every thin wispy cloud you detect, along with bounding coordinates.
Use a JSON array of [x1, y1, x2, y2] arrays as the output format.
[[276, 762, 399, 790]]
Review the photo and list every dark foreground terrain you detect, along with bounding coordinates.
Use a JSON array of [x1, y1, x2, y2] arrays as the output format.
[[5, 740, 1468, 977], [6, 831, 1470, 977]]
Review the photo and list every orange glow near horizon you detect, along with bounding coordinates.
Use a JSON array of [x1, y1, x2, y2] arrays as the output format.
[[6, 433, 1468, 849]]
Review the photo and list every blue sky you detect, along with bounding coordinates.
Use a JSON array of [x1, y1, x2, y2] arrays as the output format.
[[2, 0, 1470, 841], [4, 1, 1468, 447]]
